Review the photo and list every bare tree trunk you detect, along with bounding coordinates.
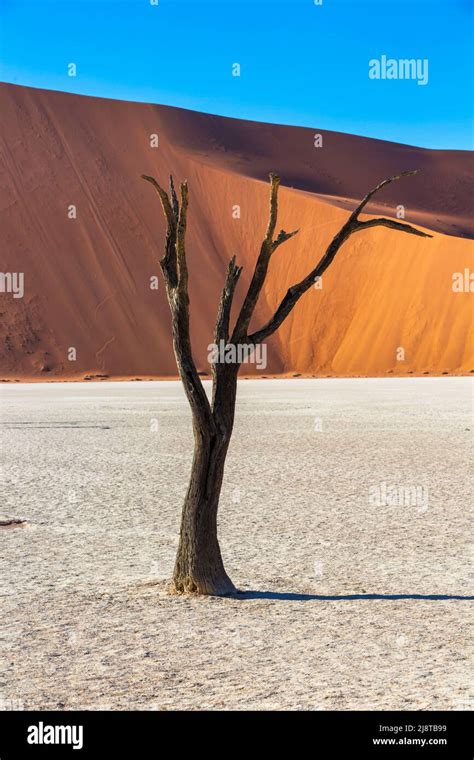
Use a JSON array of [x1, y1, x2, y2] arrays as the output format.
[[173, 366, 238, 594], [173, 432, 234, 594]]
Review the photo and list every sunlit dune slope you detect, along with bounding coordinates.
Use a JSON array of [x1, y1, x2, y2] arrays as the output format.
[[1, 84, 472, 379]]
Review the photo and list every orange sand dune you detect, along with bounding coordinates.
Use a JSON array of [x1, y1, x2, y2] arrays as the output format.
[[0, 83, 473, 380]]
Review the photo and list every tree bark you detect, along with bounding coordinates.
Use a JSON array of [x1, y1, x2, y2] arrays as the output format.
[[172, 431, 235, 595], [173, 366, 238, 595]]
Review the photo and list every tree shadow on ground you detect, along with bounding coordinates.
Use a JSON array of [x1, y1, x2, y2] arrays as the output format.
[[233, 591, 474, 602]]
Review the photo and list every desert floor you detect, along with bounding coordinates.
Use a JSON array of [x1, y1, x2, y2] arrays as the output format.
[[1, 378, 472, 710]]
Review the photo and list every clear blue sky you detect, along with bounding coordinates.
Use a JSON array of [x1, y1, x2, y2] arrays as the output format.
[[0, 0, 472, 149]]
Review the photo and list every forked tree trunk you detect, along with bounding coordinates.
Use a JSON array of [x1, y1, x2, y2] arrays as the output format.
[[142, 170, 430, 595], [172, 431, 235, 595], [173, 366, 238, 594]]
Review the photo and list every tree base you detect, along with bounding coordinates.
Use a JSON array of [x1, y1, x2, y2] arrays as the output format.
[[170, 571, 237, 596]]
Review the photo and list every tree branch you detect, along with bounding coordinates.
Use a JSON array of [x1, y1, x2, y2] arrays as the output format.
[[214, 256, 243, 345], [265, 172, 280, 242], [231, 173, 298, 342], [211, 256, 243, 415], [142, 174, 213, 434], [176, 181, 189, 293], [141, 174, 178, 287], [169, 174, 179, 219], [141, 174, 175, 224], [354, 217, 432, 238], [248, 170, 432, 345], [272, 228, 300, 251], [347, 169, 419, 223]]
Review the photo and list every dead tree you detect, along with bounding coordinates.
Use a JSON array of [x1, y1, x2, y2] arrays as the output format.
[[142, 170, 431, 595]]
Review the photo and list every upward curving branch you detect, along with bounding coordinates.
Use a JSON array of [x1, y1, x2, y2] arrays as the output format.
[[142, 173, 213, 435], [142, 174, 178, 287], [246, 170, 432, 345], [347, 170, 418, 224], [215, 255, 243, 345], [231, 173, 299, 343], [176, 181, 189, 293]]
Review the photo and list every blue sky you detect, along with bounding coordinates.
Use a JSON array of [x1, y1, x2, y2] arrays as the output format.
[[0, 0, 472, 149]]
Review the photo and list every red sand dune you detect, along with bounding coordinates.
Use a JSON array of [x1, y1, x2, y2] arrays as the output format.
[[0, 83, 473, 380]]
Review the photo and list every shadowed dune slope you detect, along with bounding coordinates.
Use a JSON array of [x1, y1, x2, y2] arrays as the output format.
[[0, 83, 473, 379]]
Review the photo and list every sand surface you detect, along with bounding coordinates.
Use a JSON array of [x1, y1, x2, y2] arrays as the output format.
[[1, 83, 473, 381], [0, 378, 472, 710]]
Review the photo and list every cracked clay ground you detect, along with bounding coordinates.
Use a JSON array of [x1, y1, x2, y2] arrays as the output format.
[[1, 378, 472, 710]]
